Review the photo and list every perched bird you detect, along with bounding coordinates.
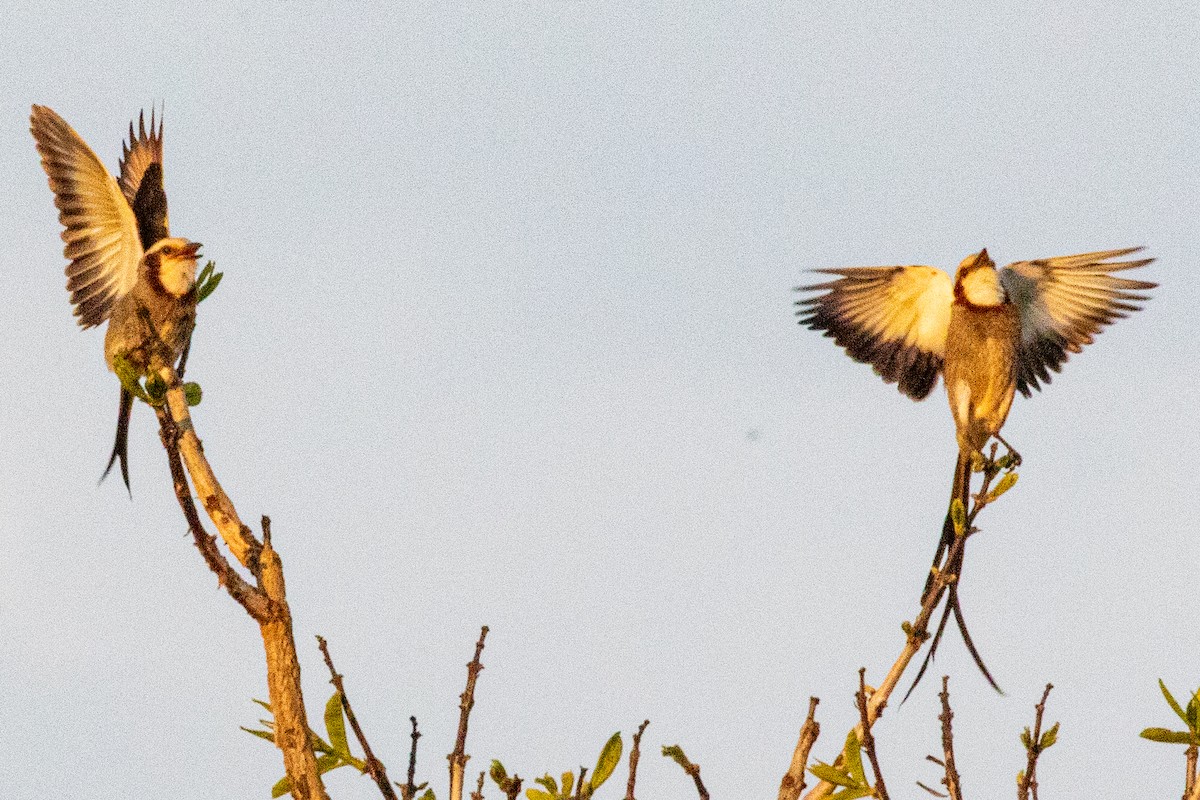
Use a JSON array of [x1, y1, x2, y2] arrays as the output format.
[[31, 105, 201, 494], [797, 247, 1155, 690]]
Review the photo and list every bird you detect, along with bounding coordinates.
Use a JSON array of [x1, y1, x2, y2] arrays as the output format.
[[31, 104, 202, 494], [797, 246, 1155, 691]]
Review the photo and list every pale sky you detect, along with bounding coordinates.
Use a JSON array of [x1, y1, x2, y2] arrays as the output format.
[[2, 2, 1198, 798]]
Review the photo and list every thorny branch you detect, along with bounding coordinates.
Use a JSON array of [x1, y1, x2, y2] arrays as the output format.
[[449, 626, 490, 800], [778, 698, 819, 800], [316, 636, 398, 800]]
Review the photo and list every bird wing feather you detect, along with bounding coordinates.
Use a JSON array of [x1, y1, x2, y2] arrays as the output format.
[[796, 265, 954, 400], [118, 107, 164, 208], [999, 247, 1155, 395], [31, 105, 143, 328]]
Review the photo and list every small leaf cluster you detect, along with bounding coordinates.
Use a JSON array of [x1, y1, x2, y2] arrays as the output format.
[[808, 731, 876, 800], [196, 260, 223, 303], [1140, 679, 1200, 746], [497, 732, 622, 800], [244, 693, 433, 799]]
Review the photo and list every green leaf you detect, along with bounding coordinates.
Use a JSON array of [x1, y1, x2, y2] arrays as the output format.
[[950, 498, 966, 535], [315, 753, 344, 775], [418, 790, 436, 800], [561, 771, 575, 796], [534, 775, 558, 794], [1019, 727, 1032, 749], [987, 472, 1018, 501], [324, 692, 350, 756], [1140, 727, 1195, 744], [828, 788, 873, 800], [525, 791, 553, 800], [1187, 690, 1200, 732], [843, 730, 865, 784], [240, 726, 275, 743], [490, 760, 509, 784], [1160, 679, 1189, 724], [662, 745, 688, 768], [591, 731, 623, 788], [252, 698, 273, 712], [1039, 722, 1059, 749], [969, 452, 986, 472], [197, 265, 224, 303], [271, 775, 292, 798], [183, 382, 203, 406], [809, 762, 858, 788]]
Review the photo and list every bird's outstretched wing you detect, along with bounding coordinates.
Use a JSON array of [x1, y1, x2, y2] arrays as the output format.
[[797, 266, 954, 400], [119, 108, 169, 248], [31, 105, 142, 328], [999, 248, 1155, 395]]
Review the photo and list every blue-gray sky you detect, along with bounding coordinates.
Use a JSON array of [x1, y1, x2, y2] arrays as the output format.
[[2, 2, 1196, 798]]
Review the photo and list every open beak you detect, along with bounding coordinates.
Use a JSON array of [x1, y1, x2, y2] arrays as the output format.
[[183, 241, 203, 259]]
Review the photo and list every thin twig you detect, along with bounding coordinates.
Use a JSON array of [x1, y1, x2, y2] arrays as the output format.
[[470, 770, 485, 800], [403, 717, 421, 800], [449, 626, 490, 800], [937, 676, 963, 800], [856, 670, 889, 800], [778, 698, 819, 800], [625, 719, 650, 800], [663, 746, 710, 800], [316, 636, 398, 800], [1018, 683, 1054, 800], [575, 767, 588, 800]]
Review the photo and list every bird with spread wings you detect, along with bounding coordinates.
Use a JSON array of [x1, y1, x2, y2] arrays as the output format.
[[31, 105, 205, 495], [798, 247, 1155, 692]]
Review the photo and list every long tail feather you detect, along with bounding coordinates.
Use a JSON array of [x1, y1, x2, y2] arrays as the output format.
[[907, 451, 1002, 698], [100, 388, 133, 497]]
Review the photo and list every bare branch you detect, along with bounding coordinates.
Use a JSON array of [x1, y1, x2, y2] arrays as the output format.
[[937, 676, 963, 800], [470, 770, 485, 800], [151, 362, 327, 800], [449, 626, 490, 800], [856, 670, 889, 800], [778, 698, 819, 800], [316, 636, 398, 800], [625, 719, 650, 800], [403, 717, 422, 800]]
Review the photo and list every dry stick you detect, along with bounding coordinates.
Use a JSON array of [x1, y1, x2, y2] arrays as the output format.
[[803, 457, 1011, 800], [153, 362, 328, 800], [856, 669, 890, 800], [470, 771, 486, 800], [778, 698, 820, 800], [937, 676, 963, 800], [625, 719, 651, 800], [316, 636, 398, 800], [1017, 683, 1054, 800], [449, 626, 490, 800], [404, 717, 422, 800]]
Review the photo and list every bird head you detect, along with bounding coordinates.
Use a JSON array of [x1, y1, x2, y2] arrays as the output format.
[[143, 237, 202, 297], [954, 248, 1005, 306]]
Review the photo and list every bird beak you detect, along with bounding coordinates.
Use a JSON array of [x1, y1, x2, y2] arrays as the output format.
[[973, 248, 991, 267], [183, 241, 203, 259]]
